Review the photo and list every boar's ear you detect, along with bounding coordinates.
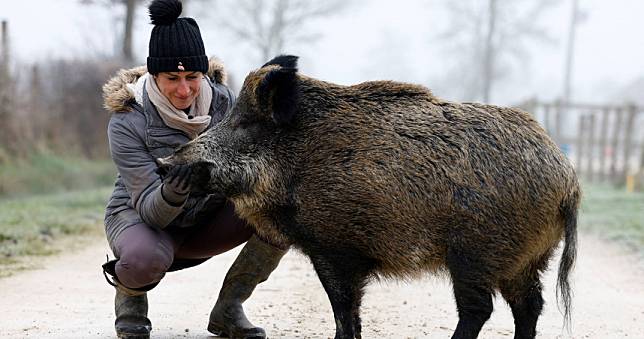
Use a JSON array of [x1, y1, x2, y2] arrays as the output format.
[[262, 55, 299, 69], [258, 55, 299, 127]]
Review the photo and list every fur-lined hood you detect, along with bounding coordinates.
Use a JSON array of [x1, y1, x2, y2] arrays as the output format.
[[103, 57, 228, 113]]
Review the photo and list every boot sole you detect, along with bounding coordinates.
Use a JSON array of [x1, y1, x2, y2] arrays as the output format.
[[117, 333, 150, 339], [207, 321, 228, 337], [207, 321, 266, 339]]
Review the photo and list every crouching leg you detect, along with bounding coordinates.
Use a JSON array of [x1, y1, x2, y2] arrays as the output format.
[[208, 235, 287, 339]]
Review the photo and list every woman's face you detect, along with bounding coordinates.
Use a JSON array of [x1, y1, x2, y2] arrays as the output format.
[[155, 71, 203, 110]]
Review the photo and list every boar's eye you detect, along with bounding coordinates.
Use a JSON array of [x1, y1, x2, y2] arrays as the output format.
[[236, 116, 256, 129], [237, 118, 254, 128]]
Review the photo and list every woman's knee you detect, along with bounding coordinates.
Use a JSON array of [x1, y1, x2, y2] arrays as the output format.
[[110, 223, 176, 288], [116, 246, 173, 288]]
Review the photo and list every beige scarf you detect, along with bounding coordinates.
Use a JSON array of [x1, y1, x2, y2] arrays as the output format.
[[141, 73, 212, 139]]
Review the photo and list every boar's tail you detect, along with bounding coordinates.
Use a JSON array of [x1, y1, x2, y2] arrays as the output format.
[[557, 184, 580, 330]]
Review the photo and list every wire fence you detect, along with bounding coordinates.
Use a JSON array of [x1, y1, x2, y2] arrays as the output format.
[[519, 99, 644, 188]]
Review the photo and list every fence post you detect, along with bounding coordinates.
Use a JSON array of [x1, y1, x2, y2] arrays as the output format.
[[586, 112, 596, 182], [609, 108, 623, 182], [621, 105, 637, 184], [576, 114, 586, 178], [598, 107, 610, 181], [544, 104, 552, 137]]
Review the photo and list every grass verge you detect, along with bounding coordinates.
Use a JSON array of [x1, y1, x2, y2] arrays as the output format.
[[0, 187, 112, 277], [0, 153, 116, 198], [578, 183, 644, 256]]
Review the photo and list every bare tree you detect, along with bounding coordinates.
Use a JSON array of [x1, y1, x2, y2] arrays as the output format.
[[0, 21, 10, 113], [562, 0, 579, 107], [482, 0, 497, 103], [560, 0, 590, 138], [437, 0, 556, 103], [27, 58, 120, 157], [0, 20, 17, 156], [122, 0, 138, 62], [80, 0, 143, 63], [212, 0, 347, 63]]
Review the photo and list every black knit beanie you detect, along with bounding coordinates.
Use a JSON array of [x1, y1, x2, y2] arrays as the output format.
[[147, 0, 208, 74]]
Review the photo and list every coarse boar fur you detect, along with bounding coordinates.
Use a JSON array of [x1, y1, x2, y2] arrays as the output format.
[[157, 55, 580, 339]]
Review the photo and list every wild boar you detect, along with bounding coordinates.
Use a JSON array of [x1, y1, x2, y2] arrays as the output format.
[[157, 55, 579, 339]]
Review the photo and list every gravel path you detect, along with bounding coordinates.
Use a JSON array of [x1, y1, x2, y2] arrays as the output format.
[[1, 233, 642, 338]]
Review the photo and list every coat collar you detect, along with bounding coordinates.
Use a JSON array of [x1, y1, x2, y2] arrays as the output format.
[[103, 57, 228, 113]]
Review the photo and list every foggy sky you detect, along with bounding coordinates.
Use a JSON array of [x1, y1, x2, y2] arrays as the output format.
[[2, 0, 644, 106]]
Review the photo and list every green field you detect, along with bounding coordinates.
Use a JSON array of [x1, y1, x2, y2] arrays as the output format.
[[0, 153, 116, 198], [0, 154, 117, 276], [0, 187, 112, 276], [578, 183, 644, 255]]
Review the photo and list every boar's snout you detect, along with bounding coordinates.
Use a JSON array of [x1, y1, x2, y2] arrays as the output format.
[[155, 157, 174, 177]]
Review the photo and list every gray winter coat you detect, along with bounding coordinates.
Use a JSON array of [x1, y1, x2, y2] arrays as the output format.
[[102, 58, 234, 242]]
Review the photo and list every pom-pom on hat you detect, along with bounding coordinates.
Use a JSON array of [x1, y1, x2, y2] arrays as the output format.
[[147, 0, 208, 74]]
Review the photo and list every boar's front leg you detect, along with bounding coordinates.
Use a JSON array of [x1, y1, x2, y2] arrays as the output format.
[[309, 252, 372, 339]]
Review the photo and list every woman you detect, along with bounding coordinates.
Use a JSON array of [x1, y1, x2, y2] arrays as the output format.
[[101, 1, 286, 338]]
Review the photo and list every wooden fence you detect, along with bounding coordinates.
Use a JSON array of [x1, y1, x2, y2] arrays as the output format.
[[518, 99, 643, 187]]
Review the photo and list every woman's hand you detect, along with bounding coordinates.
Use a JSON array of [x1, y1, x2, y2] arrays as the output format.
[[161, 164, 192, 205]]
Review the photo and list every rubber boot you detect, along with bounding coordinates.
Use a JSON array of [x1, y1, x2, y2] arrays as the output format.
[[208, 235, 288, 339], [103, 259, 156, 339], [114, 287, 152, 339]]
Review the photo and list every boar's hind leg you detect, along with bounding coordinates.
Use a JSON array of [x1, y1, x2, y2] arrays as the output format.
[[446, 248, 494, 339], [498, 256, 549, 339], [309, 253, 373, 339], [499, 278, 543, 339]]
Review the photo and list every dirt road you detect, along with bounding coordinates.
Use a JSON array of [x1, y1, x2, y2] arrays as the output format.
[[1, 233, 642, 338]]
